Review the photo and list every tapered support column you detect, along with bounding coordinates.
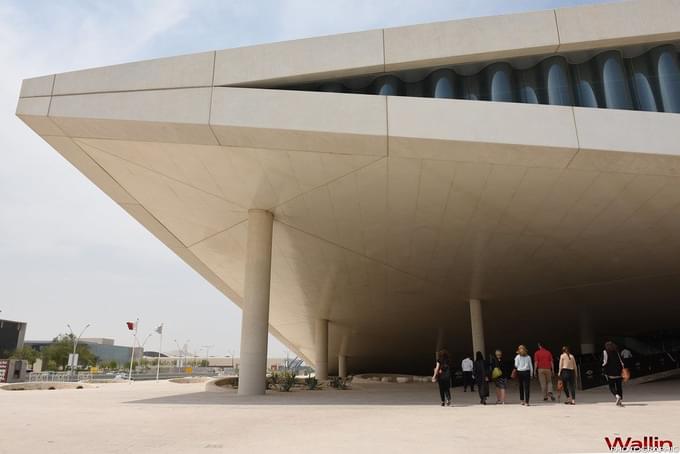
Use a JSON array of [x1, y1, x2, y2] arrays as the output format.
[[579, 309, 595, 355], [315, 319, 329, 380], [338, 355, 347, 379], [238, 209, 274, 396], [469, 299, 486, 357]]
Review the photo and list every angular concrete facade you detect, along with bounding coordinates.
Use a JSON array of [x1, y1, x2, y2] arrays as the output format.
[[17, 0, 680, 383]]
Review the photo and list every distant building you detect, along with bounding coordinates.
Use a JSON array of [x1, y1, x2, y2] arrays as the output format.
[[26, 337, 142, 365], [142, 351, 168, 358], [141, 355, 297, 370], [0, 319, 27, 357]]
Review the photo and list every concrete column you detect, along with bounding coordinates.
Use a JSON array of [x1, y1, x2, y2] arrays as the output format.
[[17, 322, 27, 350], [315, 319, 329, 380], [469, 299, 486, 357], [579, 309, 595, 355], [238, 209, 274, 396], [338, 355, 347, 379]]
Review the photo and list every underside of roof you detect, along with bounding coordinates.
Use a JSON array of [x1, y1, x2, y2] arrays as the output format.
[[16, 0, 680, 373]]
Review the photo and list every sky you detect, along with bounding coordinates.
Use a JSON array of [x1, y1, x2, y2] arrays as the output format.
[[0, 0, 614, 358]]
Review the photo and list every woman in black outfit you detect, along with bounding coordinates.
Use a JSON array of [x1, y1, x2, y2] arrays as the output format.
[[603, 341, 625, 407], [432, 349, 452, 406], [473, 351, 490, 405], [490, 350, 507, 404]]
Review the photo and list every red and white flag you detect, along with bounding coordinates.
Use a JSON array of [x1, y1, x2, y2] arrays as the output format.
[[126, 321, 137, 331]]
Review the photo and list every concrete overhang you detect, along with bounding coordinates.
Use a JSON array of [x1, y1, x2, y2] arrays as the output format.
[[16, 0, 680, 373]]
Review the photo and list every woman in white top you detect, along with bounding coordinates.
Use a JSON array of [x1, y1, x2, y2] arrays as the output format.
[[514, 344, 534, 406], [558, 346, 577, 405]]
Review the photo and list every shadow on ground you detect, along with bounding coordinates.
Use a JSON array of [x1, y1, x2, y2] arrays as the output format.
[[124, 380, 677, 406]]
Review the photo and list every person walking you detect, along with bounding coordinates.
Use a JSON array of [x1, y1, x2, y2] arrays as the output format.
[[514, 345, 534, 406], [461, 355, 475, 392], [473, 351, 489, 405], [490, 350, 507, 404], [621, 347, 633, 368], [432, 349, 452, 406], [558, 346, 577, 405], [534, 342, 555, 402], [603, 341, 626, 407]]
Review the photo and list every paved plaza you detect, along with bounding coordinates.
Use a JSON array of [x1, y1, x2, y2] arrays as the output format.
[[2, 378, 679, 453]]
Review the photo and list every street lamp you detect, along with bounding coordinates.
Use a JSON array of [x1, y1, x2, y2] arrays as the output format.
[[140, 333, 153, 349], [173, 340, 182, 367], [66, 323, 91, 379], [173, 339, 189, 368]]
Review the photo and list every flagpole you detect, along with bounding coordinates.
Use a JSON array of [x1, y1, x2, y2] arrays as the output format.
[[128, 318, 138, 383], [156, 323, 163, 382]]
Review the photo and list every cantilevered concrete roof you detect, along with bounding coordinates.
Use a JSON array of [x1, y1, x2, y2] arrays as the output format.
[[17, 0, 680, 373]]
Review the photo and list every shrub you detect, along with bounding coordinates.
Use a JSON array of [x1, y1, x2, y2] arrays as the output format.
[[305, 375, 320, 390], [267, 372, 280, 389], [278, 371, 296, 392], [329, 376, 351, 390]]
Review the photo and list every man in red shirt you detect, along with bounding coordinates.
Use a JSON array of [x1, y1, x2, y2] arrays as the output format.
[[534, 343, 555, 401]]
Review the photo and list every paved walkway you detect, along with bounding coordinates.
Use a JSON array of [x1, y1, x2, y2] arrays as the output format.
[[1, 377, 679, 453]]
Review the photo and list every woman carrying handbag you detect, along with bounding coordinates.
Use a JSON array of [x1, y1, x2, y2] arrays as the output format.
[[432, 349, 452, 406], [602, 341, 629, 407], [490, 350, 507, 404]]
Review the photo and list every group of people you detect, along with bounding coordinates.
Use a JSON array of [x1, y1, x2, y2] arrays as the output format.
[[432, 341, 628, 407]]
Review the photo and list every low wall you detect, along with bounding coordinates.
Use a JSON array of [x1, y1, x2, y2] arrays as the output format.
[[169, 376, 211, 384], [205, 376, 239, 392], [352, 373, 431, 384], [205, 375, 319, 392], [1, 382, 93, 391]]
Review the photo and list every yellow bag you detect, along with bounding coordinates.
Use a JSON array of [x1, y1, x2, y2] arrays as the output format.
[[491, 367, 503, 380]]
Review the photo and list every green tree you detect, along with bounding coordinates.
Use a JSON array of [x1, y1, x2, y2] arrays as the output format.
[[107, 360, 118, 370], [10, 346, 40, 365], [41, 334, 96, 370]]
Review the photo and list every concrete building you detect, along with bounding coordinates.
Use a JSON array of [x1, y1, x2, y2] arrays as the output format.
[[0, 319, 27, 357], [143, 355, 290, 370], [16, 0, 680, 394], [26, 338, 142, 365]]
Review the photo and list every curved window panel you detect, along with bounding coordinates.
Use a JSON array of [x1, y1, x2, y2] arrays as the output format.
[[596, 51, 633, 109], [627, 55, 659, 112], [374, 75, 401, 96], [429, 69, 456, 98], [485, 63, 515, 102], [572, 62, 600, 108], [282, 45, 680, 114], [541, 56, 574, 106], [650, 45, 680, 113], [517, 68, 540, 104]]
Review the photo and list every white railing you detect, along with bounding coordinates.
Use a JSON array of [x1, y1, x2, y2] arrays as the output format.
[[28, 372, 92, 382]]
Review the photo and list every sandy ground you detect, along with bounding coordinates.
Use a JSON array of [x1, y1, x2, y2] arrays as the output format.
[[1, 377, 679, 453]]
